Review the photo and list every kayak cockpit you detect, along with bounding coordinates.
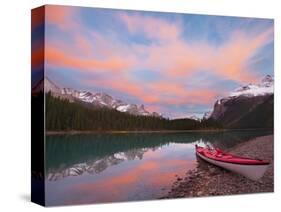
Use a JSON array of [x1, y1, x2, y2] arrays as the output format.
[[195, 145, 269, 165]]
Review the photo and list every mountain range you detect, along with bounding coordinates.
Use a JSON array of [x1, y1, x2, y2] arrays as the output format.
[[33, 77, 160, 117], [33, 75, 274, 129], [208, 75, 274, 128], [47, 148, 148, 181]]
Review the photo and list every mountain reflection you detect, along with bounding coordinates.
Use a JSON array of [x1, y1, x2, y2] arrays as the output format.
[[47, 148, 150, 181], [46, 130, 272, 181]]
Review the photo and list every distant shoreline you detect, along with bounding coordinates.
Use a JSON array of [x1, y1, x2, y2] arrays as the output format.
[[46, 128, 273, 135]]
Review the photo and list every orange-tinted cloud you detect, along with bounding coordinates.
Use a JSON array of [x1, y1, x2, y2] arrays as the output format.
[[43, 8, 273, 116], [45, 5, 77, 31], [214, 27, 273, 82], [119, 13, 273, 83], [92, 77, 146, 98], [87, 76, 220, 107], [73, 34, 93, 56], [45, 46, 131, 72], [136, 32, 271, 84]]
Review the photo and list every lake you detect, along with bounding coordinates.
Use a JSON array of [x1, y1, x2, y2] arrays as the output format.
[[45, 130, 272, 205]]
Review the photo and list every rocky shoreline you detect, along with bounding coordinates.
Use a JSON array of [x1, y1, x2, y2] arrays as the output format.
[[162, 135, 274, 198]]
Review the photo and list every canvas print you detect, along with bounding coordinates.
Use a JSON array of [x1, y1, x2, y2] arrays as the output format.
[[31, 5, 274, 206]]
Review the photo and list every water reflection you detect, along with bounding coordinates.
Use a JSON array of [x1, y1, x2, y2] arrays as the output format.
[[45, 130, 272, 205], [47, 148, 149, 181]]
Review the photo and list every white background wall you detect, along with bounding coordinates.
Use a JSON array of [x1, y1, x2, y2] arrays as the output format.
[[0, 0, 280, 211]]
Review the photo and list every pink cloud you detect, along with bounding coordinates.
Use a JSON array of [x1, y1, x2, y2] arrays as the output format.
[[45, 5, 77, 31], [44, 8, 273, 116], [86, 76, 220, 108], [119, 13, 181, 43], [214, 27, 273, 82], [45, 46, 132, 73], [119, 13, 273, 83], [134, 30, 272, 83], [45, 8, 272, 86]]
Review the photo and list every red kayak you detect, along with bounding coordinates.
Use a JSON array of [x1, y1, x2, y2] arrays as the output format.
[[195, 145, 269, 180]]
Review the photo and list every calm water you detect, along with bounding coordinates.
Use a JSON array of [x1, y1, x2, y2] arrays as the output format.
[[45, 130, 272, 205]]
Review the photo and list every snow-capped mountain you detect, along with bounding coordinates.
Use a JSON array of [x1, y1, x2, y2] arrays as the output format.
[[40, 77, 160, 117], [116, 104, 151, 116], [229, 75, 273, 97], [188, 115, 201, 121], [202, 111, 212, 120], [45, 77, 61, 94], [208, 75, 274, 128], [61, 88, 126, 108], [32, 77, 62, 96]]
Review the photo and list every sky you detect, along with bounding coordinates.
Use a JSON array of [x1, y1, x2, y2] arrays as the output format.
[[32, 5, 274, 118]]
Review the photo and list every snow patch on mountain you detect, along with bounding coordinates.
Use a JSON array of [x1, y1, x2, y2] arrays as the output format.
[[188, 115, 201, 121], [229, 75, 273, 97], [203, 111, 212, 120], [207, 75, 274, 121], [45, 77, 61, 94], [44, 77, 160, 117], [116, 105, 132, 112]]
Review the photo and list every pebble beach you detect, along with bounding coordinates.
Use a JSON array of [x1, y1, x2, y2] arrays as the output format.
[[162, 135, 274, 198]]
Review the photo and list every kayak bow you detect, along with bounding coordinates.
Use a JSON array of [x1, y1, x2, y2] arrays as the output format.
[[195, 145, 269, 180]]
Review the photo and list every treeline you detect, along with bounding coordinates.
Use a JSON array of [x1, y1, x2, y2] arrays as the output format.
[[45, 93, 222, 131]]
